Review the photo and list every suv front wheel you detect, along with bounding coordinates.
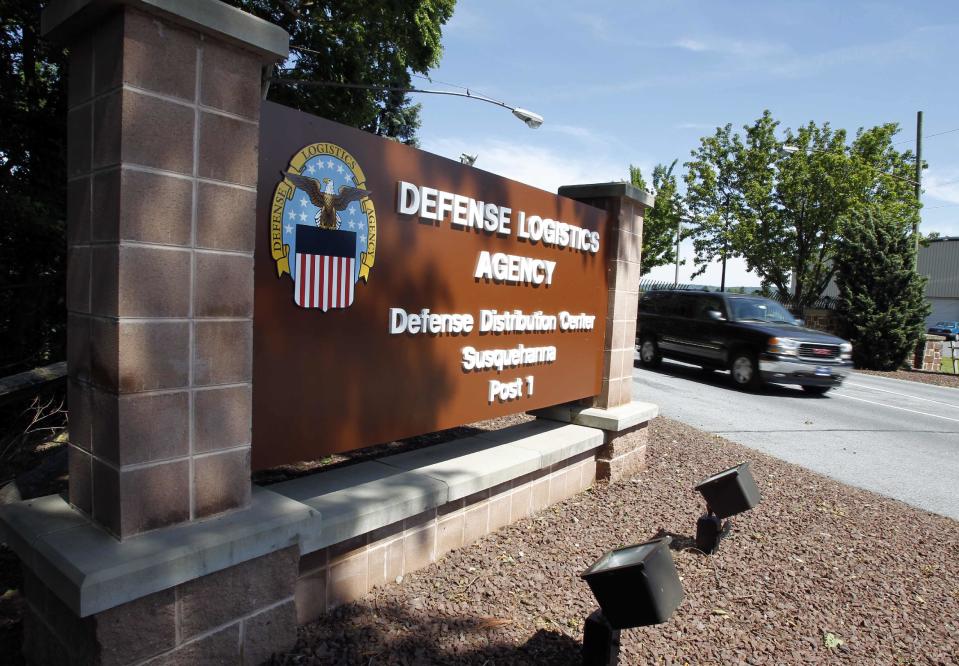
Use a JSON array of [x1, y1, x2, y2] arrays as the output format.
[[639, 337, 662, 368], [730, 351, 762, 390]]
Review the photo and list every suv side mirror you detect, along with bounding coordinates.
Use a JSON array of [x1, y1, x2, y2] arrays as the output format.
[[794, 318, 805, 327], [707, 310, 725, 321]]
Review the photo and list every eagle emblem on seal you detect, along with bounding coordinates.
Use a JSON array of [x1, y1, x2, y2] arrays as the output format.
[[282, 171, 371, 231], [270, 143, 377, 311]]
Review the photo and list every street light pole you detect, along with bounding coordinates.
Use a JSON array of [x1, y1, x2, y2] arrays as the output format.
[[267, 76, 544, 129]]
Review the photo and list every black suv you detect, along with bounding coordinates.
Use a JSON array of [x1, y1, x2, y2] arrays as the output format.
[[637, 291, 853, 394]]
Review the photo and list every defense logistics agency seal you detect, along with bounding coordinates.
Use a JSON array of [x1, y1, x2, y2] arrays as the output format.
[[271, 143, 376, 311]]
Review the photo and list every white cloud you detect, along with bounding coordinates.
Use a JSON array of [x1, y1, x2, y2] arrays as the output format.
[[421, 136, 630, 195], [675, 122, 717, 131], [757, 24, 953, 79], [570, 12, 612, 41], [444, 6, 488, 34], [666, 25, 953, 82], [671, 37, 787, 59], [542, 123, 600, 141], [924, 171, 959, 205], [673, 38, 709, 52]]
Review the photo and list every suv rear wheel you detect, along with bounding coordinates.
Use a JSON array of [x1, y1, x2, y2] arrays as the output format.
[[730, 351, 762, 390], [639, 337, 662, 368]]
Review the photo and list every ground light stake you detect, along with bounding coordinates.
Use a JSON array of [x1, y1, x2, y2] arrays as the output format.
[[694, 462, 761, 553], [579, 537, 685, 665]]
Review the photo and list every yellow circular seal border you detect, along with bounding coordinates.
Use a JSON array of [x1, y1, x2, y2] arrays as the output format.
[[270, 142, 377, 282]]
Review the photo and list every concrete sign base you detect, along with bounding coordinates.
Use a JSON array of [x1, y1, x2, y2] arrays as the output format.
[[2, 410, 656, 662]]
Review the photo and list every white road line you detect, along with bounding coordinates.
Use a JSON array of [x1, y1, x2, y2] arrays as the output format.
[[844, 382, 959, 410], [836, 393, 959, 423]]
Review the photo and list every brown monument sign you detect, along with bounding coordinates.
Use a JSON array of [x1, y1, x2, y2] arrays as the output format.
[[253, 102, 611, 468]]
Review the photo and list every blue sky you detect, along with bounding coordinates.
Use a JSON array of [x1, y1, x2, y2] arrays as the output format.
[[414, 0, 959, 287]]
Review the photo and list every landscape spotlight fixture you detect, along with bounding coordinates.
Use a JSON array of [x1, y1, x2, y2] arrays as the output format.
[[580, 537, 685, 665], [693, 462, 762, 554]]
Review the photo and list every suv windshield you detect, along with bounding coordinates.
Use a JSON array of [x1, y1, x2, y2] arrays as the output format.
[[728, 297, 796, 324]]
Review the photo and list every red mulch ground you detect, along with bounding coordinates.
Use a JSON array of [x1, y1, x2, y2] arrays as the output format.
[[278, 417, 959, 665], [2, 412, 957, 664], [854, 368, 959, 390]]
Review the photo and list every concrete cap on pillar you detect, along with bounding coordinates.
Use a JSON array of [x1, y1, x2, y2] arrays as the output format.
[[42, 0, 289, 61], [558, 182, 655, 210]]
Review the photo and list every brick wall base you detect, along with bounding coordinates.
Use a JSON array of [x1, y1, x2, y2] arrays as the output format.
[[16, 432, 621, 661], [22, 547, 299, 665], [914, 338, 958, 374], [294, 450, 598, 624], [595, 422, 648, 482]]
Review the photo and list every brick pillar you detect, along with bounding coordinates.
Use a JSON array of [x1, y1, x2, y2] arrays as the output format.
[[48, 0, 288, 538], [557, 183, 653, 409]]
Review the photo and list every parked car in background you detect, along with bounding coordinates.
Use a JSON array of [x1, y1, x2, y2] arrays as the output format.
[[637, 291, 854, 394], [927, 321, 959, 341]]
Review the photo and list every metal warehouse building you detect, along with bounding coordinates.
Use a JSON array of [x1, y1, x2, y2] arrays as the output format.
[[919, 236, 959, 326]]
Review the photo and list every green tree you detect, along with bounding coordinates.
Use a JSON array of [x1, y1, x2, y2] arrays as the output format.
[[683, 122, 745, 289], [0, 0, 67, 374], [684, 110, 920, 306], [0, 1, 455, 374], [834, 208, 929, 370], [233, 0, 456, 145], [630, 161, 684, 275]]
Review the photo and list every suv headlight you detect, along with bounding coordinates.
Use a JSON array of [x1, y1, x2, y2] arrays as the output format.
[[768, 337, 800, 356], [840, 342, 852, 360]]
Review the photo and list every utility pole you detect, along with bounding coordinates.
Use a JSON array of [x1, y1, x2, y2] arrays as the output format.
[[914, 110, 923, 267]]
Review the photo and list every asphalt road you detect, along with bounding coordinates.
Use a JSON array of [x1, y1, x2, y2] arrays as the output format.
[[632, 357, 959, 520]]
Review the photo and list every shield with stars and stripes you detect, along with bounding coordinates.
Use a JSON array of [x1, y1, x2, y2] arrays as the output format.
[[293, 226, 357, 311]]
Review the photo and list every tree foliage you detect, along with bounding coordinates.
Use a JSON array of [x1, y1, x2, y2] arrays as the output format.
[[683, 123, 743, 283], [0, 1, 455, 374], [684, 110, 920, 307], [629, 161, 685, 275], [0, 0, 67, 374], [231, 0, 456, 146], [835, 208, 929, 370]]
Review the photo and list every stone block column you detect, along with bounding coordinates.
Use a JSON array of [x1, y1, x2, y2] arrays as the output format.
[[557, 182, 653, 409], [47, 0, 288, 538], [538, 183, 657, 482]]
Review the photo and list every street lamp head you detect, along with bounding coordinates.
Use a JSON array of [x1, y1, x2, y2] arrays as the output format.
[[781, 144, 800, 155], [512, 107, 544, 129]]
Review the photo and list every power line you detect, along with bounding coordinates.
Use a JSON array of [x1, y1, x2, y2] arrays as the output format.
[[286, 47, 503, 102], [927, 176, 959, 188], [892, 126, 959, 147]]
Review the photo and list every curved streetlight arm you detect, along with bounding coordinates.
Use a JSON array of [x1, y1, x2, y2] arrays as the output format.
[[267, 77, 544, 128]]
